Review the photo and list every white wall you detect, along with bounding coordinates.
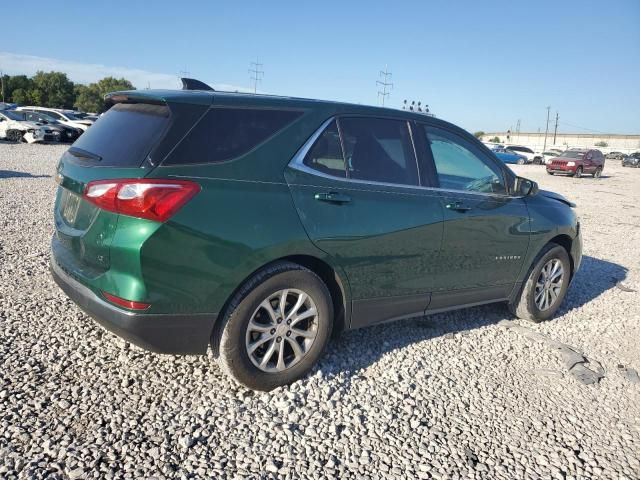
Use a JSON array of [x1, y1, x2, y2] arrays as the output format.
[[480, 132, 640, 153]]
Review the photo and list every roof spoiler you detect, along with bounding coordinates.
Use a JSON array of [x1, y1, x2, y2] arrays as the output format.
[[181, 78, 215, 91]]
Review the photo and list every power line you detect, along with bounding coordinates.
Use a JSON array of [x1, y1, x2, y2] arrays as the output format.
[[543, 106, 551, 153], [249, 58, 264, 94], [557, 121, 606, 134], [376, 65, 393, 107]]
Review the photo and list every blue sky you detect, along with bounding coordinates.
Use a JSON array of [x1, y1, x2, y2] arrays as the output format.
[[1, 0, 638, 133]]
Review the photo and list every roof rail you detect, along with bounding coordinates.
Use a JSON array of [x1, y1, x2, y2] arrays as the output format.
[[181, 78, 215, 91]]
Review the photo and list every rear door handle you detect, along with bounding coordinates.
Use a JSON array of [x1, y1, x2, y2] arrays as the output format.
[[314, 192, 351, 204], [445, 201, 472, 212]]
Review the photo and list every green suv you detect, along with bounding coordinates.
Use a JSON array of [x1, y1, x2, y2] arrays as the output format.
[[51, 85, 582, 390]]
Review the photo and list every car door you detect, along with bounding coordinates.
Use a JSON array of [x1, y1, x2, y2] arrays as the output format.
[[285, 116, 444, 328], [419, 124, 530, 310]]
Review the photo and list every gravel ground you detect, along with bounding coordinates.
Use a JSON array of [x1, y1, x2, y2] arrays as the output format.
[[1, 143, 639, 480]]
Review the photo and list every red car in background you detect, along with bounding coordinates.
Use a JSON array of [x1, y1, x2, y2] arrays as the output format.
[[546, 149, 605, 178]]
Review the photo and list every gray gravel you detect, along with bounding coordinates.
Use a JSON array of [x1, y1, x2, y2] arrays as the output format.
[[1, 143, 639, 479]]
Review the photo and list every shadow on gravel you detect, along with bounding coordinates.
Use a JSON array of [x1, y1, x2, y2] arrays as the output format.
[[558, 255, 628, 313], [0, 169, 51, 179], [320, 255, 626, 377]]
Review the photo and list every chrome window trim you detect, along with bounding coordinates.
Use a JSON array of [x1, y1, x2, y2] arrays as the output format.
[[288, 116, 524, 200]]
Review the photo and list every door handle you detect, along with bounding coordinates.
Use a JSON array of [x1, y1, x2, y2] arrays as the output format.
[[445, 201, 472, 212], [314, 192, 351, 204]]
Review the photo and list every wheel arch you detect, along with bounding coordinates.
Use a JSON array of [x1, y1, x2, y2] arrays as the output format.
[[546, 234, 575, 279], [210, 254, 350, 356]]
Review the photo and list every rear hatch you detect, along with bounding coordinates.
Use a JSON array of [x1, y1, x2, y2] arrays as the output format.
[[53, 95, 209, 281]]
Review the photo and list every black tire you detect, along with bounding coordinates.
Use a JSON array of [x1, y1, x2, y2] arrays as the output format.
[[215, 261, 333, 390], [517, 158, 525, 165], [574, 166, 583, 178], [547, 171, 554, 175], [6, 130, 24, 143], [509, 243, 571, 323], [593, 167, 602, 178]]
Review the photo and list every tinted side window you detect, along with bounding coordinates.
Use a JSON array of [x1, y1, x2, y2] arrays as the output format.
[[303, 120, 346, 177], [165, 108, 302, 165], [340, 117, 419, 186], [425, 126, 507, 194], [45, 111, 62, 120]]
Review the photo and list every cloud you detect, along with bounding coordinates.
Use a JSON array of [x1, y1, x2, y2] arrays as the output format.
[[0, 52, 251, 92]]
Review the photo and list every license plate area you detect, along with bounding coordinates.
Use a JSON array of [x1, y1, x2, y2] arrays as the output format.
[[61, 189, 81, 224]]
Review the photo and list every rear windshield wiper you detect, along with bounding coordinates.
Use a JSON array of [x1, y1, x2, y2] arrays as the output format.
[[68, 147, 102, 162]]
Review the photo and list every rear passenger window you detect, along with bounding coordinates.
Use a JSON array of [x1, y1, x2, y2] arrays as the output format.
[[303, 120, 346, 177], [339, 117, 419, 186], [165, 108, 302, 165]]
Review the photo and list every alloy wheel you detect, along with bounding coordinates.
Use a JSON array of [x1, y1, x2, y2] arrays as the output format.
[[534, 259, 564, 311], [245, 289, 319, 372]]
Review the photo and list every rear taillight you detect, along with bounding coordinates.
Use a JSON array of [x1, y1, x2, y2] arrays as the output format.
[[102, 291, 151, 310], [83, 179, 200, 222]]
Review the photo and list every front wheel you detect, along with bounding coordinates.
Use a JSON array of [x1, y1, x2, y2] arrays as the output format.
[[574, 166, 583, 178], [517, 158, 525, 165], [5, 130, 24, 143], [216, 262, 333, 391], [509, 243, 571, 322]]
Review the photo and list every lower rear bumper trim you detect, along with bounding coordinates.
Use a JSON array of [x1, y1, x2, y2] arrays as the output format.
[[50, 257, 216, 355]]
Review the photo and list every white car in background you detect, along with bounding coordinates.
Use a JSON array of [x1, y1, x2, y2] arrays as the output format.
[[16, 107, 95, 132], [0, 110, 46, 143], [504, 145, 543, 164], [540, 151, 561, 165]]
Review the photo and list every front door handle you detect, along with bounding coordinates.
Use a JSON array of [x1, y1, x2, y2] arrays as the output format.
[[446, 201, 472, 212], [314, 192, 351, 204]]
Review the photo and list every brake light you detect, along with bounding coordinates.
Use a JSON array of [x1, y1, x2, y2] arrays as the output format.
[[102, 291, 151, 310], [84, 179, 200, 222]]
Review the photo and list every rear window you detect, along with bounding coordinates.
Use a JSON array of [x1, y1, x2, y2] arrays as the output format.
[[70, 103, 170, 167], [164, 107, 302, 165]]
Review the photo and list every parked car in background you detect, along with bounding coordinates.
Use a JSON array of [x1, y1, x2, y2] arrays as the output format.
[[605, 151, 626, 160], [493, 147, 528, 164], [541, 151, 560, 165], [20, 111, 82, 143], [50, 85, 582, 390], [505, 145, 540, 164], [0, 110, 46, 143], [16, 107, 94, 131], [546, 149, 605, 178], [622, 152, 640, 167]]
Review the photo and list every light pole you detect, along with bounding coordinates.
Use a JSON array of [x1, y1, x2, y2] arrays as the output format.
[[542, 106, 551, 153]]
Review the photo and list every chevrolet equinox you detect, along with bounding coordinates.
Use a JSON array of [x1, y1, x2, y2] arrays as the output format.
[[51, 82, 582, 390]]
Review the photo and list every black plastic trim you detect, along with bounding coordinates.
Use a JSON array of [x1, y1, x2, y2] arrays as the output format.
[[50, 254, 216, 355], [351, 293, 431, 329]]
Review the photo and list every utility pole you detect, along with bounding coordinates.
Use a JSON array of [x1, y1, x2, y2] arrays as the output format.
[[542, 106, 551, 153], [376, 65, 393, 107], [0, 70, 5, 103], [515, 119, 521, 142], [553, 111, 559, 145], [249, 58, 264, 94]]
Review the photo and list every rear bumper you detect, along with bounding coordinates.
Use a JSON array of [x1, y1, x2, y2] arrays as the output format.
[[50, 254, 216, 355]]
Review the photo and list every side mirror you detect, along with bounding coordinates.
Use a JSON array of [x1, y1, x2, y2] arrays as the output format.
[[516, 177, 538, 196]]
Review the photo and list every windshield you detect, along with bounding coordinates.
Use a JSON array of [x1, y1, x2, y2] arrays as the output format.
[[561, 150, 585, 159], [73, 112, 88, 119], [1, 110, 25, 121]]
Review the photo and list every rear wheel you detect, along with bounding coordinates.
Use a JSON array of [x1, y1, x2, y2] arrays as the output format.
[[5, 130, 24, 143], [547, 171, 554, 175], [574, 166, 583, 178], [593, 167, 602, 178], [509, 243, 571, 322], [216, 261, 333, 390]]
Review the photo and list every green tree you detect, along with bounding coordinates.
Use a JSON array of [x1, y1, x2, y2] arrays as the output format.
[[74, 77, 135, 113], [473, 131, 485, 139], [489, 136, 501, 143], [595, 141, 608, 147], [30, 71, 75, 108]]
